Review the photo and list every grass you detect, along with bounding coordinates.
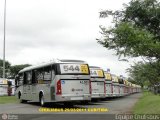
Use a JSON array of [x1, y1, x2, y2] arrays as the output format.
[[133, 91, 160, 114], [0, 96, 18, 104]]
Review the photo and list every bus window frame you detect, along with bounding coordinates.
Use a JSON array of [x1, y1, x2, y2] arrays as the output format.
[[24, 71, 32, 85]]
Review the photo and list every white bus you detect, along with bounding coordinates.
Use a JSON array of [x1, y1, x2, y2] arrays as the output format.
[[118, 77, 125, 97], [89, 66, 105, 99], [111, 74, 120, 97], [0, 78, 15, 96], [104, 72, 113, 97], [15, 59, 91, 106], [0, 78, 8, 96]]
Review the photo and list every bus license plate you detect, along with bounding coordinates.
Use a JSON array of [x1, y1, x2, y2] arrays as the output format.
[[71, 97, 83, 100]]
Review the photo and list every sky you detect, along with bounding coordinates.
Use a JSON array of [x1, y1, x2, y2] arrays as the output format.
[[0, 0, 138, 77]]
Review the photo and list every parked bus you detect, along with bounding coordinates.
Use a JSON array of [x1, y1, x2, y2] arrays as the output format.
[[89, 66, 105, 99], [104, 72, 112, 97], [128, 82, 132, 94], [137, 85, 141, 93], [118, 76, 125, 96], [0, 78, 8, 96], [15, 59, 91, 106], [111, 74, 120, 97], [0, 78, 15, 96], [8, 79, 15, 95], [123, 79, 128, 96]]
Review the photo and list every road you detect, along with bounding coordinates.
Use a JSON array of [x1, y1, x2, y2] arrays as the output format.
[[0, 93, 142, 120]]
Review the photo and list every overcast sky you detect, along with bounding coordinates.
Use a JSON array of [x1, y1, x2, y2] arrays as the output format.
[[0, 0, 138, 77]]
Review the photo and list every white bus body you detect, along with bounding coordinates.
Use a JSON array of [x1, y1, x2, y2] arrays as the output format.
[[15, 59, 91, 106], [119, 84, 125, 96], [8, 79, 15, 95], [111, 74, 120, 97], [104, 72, 112, 97], [89, 66, 105, 99], [0, 79, 8, 96], [118, 77, 125, 97], [0, 78, 15, 96]]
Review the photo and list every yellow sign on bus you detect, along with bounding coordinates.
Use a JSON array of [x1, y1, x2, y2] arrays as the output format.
[[105, 73, 112, 80], [3, 80, 8, 84], [97, 70, 104, 77], [80, 64, 89, 74]]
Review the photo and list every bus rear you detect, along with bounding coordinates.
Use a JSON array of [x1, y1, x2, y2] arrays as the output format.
[[118, 77, 125, 96], [89, 66, 105, 99], [111, 74, 120, 97], [104, 72, 113, 97], [54, 60, 91, 102]]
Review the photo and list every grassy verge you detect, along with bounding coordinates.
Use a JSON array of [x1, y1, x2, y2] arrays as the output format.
[[133, 91, 160, 114], [0, 96, 18, 104]]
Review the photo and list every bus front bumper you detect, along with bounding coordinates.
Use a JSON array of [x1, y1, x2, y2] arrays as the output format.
[[91, 93, 105, 99]]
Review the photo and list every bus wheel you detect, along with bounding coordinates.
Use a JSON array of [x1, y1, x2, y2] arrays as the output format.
[[40, 94, 46, 107]]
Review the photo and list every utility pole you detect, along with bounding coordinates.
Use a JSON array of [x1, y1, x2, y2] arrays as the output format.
[[3, 0, 7, 78]]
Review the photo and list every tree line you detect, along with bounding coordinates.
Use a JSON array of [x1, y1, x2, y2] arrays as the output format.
[[0, 59, 30, 78], [97, 0, 160, 94]]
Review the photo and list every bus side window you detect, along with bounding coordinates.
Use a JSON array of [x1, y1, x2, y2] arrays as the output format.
[[24, 73, 27, 85], [24, 71, 32, 85], [32, 70, 37, 84], [36, 68, 44, 84], [16, 73, 23, 87], [44, 66, 52, 83]]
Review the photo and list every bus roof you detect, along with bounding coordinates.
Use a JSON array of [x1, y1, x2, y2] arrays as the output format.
[[89, 66, 101, 69], [19, 59, 87, 73], [60, 59, 85, 62]]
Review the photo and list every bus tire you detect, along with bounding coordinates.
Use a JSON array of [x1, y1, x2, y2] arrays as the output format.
[[40, 94, 46, 107]]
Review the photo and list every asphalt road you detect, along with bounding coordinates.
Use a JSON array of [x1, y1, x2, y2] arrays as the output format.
[[0, 93, 142, 120]]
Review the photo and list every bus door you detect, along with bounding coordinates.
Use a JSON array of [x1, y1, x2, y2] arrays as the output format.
[[31, 70, 39, 101], [23, 71, 32, 100]]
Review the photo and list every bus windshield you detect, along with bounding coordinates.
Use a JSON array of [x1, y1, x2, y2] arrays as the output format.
[[112, 75, 119, 83], [104, 73, 112, 80], [59, 63, 89, 75], [90, 69, 104, 78]]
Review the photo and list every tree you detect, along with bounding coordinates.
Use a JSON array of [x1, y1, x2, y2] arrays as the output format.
[[98, 0, 160, 61], [127, 62, 160, 88], [9, 64, 31, 78], [97, 0, 160, 88], [0, 58, 31, 78], [0, 59, 11, 78]]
